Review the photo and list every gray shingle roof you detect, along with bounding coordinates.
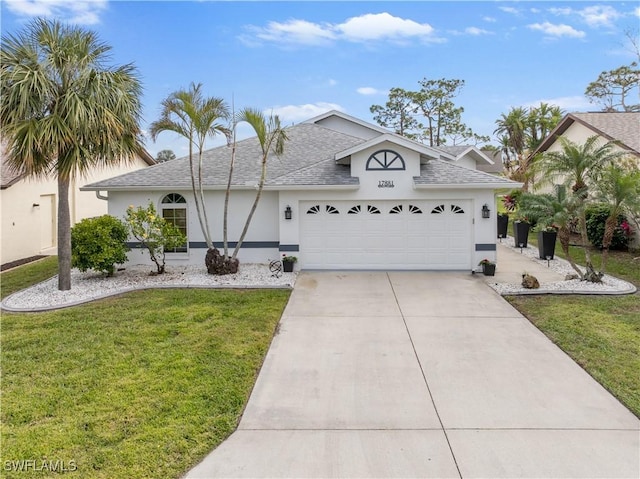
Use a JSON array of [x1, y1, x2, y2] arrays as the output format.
[[534, 112, 640, 157], [84, 121, 520, 191], [433, 145, 470, 157], [84, 123, 365, 189], [571, 112, 640, 154], [414, 160, 519, 187]]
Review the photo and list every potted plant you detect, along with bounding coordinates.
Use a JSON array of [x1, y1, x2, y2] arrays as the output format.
[[281, 254, 297, 272], [513, 215, 530, 248], [478, 258, 496, 276], [497, 213, 509, 239], [536, 223, 558, 260]]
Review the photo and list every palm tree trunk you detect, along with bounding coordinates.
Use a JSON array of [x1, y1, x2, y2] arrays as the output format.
[[197, 148, 213, 248], [223, 138, 237, 258], [57, 176, 72, 291], [600, 215, 617, 274], [579, 212, 602, 282], [558, 226, 583, 277], [188, 144, 211, 249], [232, 157, 267, 259]]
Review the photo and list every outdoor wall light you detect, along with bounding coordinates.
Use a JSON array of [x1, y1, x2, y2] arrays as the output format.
[[481, 204, 491, 219], [284, 205, 292, 220]]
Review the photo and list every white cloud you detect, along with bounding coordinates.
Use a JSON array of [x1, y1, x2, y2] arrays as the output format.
[[549, 5, 622, 28], [528, 22, 585, 39], [549, 7, 572, 16], [336, 12, 435, 42], [499, 6, 520, 15], [243, 12, 441, 47], [524, 96, 591, 110], [635, 7, 640, 18], [267, 102, 345, 123], [4, 0, 108, 25], [465, 27, 492, 36], [356, 87, 385, 95], [327, 79, 338, 87], [580, 5, 621, 27], [251, 19, 336, 46], [483, 16, 497, 23]]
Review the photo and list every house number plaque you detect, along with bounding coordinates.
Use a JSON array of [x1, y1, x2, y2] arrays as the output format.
[[378, 180, 395, 188]]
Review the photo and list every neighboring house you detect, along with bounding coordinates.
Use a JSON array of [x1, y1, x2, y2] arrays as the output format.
[[532, 112, 640, 169], [531, 111, 640, 246], [476, 150, 507, 176], [83, 111, 521, 271], [0, 144, 155, 265]]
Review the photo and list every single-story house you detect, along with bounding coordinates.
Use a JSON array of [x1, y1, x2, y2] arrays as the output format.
[[532, 112, 640, 163], [83, 111, 521, 271], [1, 144, 156, 265], [531, 111, 640, 247]]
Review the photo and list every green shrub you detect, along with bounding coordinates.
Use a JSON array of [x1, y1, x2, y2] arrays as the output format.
[[71, 215, 129, 276], [585, 204, 629, 250]]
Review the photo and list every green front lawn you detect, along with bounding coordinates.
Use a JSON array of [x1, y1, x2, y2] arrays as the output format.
[[507, 248, 640, 418], [1, 260, 290, 478], [1, 256, 58, 299]]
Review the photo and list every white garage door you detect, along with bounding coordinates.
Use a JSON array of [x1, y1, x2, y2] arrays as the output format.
[[300, 200, 472, 270]]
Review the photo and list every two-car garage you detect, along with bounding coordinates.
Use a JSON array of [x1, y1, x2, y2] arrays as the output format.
[[299, 200, 473, 270]]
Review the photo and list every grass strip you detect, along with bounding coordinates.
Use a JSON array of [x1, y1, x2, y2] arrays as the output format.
[[507, 247, 639, 418]]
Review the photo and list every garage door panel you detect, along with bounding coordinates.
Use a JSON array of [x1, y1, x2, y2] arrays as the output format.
[[300, 201, 472, 270]]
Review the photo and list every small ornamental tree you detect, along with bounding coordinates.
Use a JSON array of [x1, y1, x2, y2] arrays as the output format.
[[125, 203, 187, 274], [71, 215, 129, 276]]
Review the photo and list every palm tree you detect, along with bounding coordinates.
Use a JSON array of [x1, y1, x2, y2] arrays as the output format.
[[149, 83, 230, 251], [0, 19, 143, 290], [494, 107, 529, 188], [519, 186, 582, 276], [156, 149, 176, 162], [228, 108, 288, 260], [526, 102, 564, 151], [593, 164, 640, 273], [539, 136, 627, 281]]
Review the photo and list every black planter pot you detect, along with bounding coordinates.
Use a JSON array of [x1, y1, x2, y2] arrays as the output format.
[[497, 214, 509, 239], [513, 221, 530, 248], [537, 231, 558, 260], [482, 263, 496, 276], [282, 261, 294, 272]]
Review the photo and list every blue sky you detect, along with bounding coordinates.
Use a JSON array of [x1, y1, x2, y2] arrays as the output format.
[[2, 1, 639, 158]]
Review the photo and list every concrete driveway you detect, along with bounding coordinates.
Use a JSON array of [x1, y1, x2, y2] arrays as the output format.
[[186, 272, 639, 478]]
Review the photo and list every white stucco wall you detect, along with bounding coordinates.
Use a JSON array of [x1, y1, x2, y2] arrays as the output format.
[[452, 156, 476, 169], [1, 157, 150, 265], [108, 189, 279, 268]]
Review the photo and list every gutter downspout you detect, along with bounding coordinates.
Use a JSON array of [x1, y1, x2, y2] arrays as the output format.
[[95, 191, 108, 201]]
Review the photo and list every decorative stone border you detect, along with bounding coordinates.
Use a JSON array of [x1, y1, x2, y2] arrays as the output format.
[[2, 263, 297, 313], [490, 237, 637, 296]]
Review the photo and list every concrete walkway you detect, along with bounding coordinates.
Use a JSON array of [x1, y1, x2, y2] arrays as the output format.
[[186, 272, 639, 478], [490, 241, 567, 284]]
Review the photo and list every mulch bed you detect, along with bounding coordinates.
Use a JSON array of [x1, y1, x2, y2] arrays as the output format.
[[1, 255, 48, 272]]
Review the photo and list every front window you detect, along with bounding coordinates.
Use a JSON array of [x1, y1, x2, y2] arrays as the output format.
[[161, 193, 188, 253]]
